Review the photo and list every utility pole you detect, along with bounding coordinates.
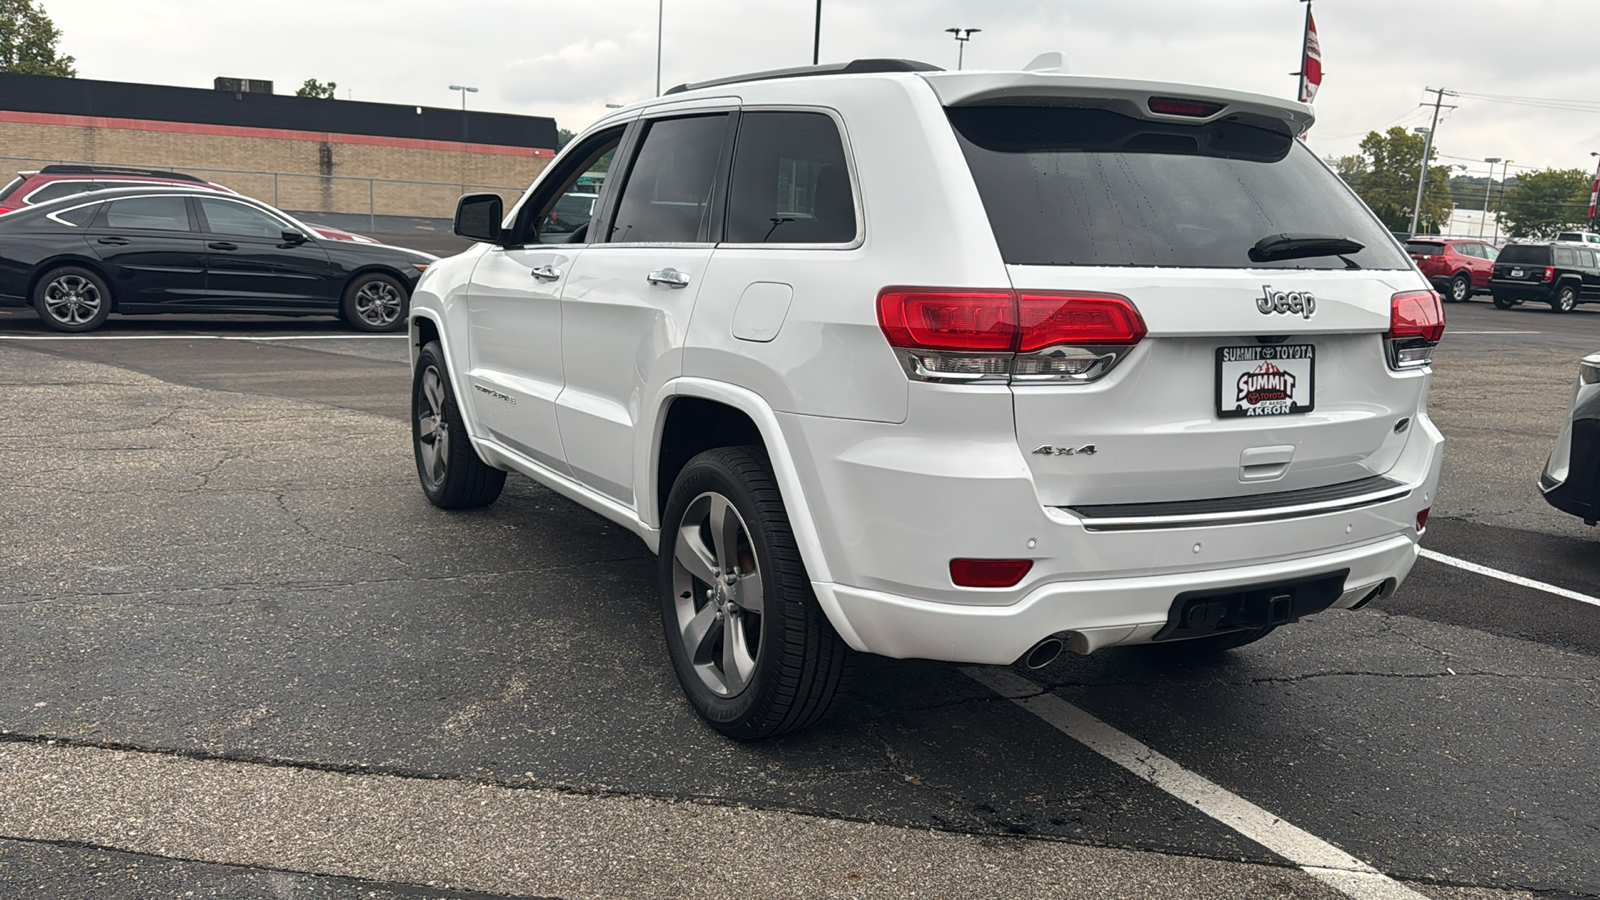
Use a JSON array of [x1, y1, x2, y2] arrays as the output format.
[[1492, 160, 1511, 245], [813, 0, 821, 65], [945, 28, 980, 70], [1408, 87, 1457, 239], [655, 0, 664, 96], [1479, 157, 1500, 240]]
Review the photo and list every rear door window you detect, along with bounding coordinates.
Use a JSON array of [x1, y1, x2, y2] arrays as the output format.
[[1555, 247, 1579, 267], [725, 111, 856, 244], [607, 114, 729, 244], [947, 105, 1408, 269], [100, 196, 192, 231]]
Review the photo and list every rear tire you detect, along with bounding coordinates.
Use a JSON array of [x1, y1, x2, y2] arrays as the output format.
[[343, 272, 409, 332], [412, 340, 506, 509], [659, 446, 849, 740], [1491, 292, 1515, 310], [1552, 284, 1578, 313], [33, 266, 112, 333], [1448, 272, 1471, 303]]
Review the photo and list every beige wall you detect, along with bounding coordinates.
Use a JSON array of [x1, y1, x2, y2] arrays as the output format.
[[0, 121, 548, 218]]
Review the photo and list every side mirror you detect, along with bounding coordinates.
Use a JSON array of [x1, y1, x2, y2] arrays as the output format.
[[282, 230, 307, 244], [455, 193, 505, 243]]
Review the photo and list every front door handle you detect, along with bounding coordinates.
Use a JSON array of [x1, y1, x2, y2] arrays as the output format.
[[97, 237, 130, 246], [530, 264, 562, 282], [208, 242, 239, 251], [647, 267, 691, 289]]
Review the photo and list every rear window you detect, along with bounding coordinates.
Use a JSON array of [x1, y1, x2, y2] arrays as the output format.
[[0, 176, 22, 201], [1406, 241, 1445, 255], [948, 106, 1408, 270], [1499, 245, 1550, 265]]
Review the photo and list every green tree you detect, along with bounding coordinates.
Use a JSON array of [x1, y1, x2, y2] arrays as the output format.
[[0, 0, 74, 77], [1343, 127, 1453, 235], [1497, 168, 1592, 238], [556, 127, 575, 150], [295, 78, 337, 99]]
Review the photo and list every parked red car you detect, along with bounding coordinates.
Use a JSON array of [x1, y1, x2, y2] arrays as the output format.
[[1406, 238, 1500, 303], [0, 164, 379, 244]]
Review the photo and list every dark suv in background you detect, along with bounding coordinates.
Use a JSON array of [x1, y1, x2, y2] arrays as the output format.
[[1406, 238, 1498, 303], [1489, 242, 1600, 312]]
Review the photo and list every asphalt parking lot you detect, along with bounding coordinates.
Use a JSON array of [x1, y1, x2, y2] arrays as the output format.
[[1, 297, 1598, 899]]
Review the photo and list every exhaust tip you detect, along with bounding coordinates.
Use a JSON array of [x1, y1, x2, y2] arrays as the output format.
[[1022, 637, 1065, 670]]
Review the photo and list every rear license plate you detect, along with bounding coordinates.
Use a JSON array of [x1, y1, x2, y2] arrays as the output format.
[[1511, 267, 1524, 277], [1216, 344, 1315, 418]]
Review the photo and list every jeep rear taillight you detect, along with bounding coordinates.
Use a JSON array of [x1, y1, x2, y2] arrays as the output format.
[[1385, 289, 1445, 370], [1543, 266, 1556, 282], [877, 288, 1145, 384]]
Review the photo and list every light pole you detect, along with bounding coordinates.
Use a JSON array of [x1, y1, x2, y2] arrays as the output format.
[[813, 0, 822, 65], [1479, 157, 1500, 240], [448, 85, 478, 111], [656, 0, 664, 96], [945, 27, 981, 70]]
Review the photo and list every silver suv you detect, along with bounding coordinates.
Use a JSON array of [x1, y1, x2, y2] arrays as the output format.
[[409, 60, 1445, 738]]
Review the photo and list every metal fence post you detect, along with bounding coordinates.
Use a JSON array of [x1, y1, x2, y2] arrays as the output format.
[[273, 173, 279, 208], [369, 178, 376, 233]]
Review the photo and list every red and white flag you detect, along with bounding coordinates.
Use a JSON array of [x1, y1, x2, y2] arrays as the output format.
[[1298, 10, 1322, 104]]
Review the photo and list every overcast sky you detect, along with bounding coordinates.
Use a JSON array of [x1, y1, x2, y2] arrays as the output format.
[[41, 0, 1600, 183]]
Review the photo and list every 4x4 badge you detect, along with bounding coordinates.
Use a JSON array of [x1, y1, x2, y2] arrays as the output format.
[[1257, 286, 1316, 319], [1033, 444, 1096, 457]]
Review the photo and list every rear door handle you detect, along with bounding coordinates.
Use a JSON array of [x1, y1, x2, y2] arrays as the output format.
[[647, 267, 691, 288], [97, 237, 130, 246], [207, 242, 239, 251], [530, 264, 562, 282]]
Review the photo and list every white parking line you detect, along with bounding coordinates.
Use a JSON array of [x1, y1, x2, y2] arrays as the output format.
[[1419, 548, 1600, 609], [0, 334, 405, 341], [963, 667, 1430, 900]]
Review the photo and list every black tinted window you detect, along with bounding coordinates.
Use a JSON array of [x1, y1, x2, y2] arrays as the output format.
[[30, 181, 103, 203], [1555, 247, 1579, 267], [726, 112, 855, 244], [1406, 241, 1445, 255], [1581, 250, 1597, 268], [948, 106, 1408, 269], [102, 196, 190, 231], [608, 114, 728, 243], [200, 199, 287, 237], [1498, 245, 1548, 265], [51, 203, 98, 226]]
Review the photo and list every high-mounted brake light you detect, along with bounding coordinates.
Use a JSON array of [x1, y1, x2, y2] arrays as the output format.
[[1147, 97, 1226, 118], [877, 288, 1146, 383], [1385, 289, 1445, 370]]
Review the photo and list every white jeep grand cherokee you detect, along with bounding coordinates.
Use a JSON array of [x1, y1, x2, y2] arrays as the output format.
[[408, 60, 1445, 739]]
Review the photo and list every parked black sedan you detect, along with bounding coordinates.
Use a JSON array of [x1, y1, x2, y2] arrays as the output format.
[[0, 186, 435, 333]]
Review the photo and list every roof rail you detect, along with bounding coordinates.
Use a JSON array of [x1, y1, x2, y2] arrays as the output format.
[[38, 164, 208, 183], [664, 58, 942, 96]]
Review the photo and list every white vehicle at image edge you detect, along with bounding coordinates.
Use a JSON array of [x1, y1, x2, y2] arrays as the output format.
[[407, 59, 1446, 739]]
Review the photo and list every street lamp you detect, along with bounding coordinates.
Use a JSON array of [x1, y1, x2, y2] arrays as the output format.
[[1479, 157, 1501, 240], [945, 27, 981, 70], [656, 0, 664, 96], [448, 85, 478, 111]]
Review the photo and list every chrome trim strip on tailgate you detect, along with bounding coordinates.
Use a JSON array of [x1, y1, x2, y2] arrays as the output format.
[[1063, 475, 1411, 531]]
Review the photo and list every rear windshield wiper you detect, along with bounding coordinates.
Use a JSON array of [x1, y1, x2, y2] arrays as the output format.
[[1249, 232, 1365, 265]]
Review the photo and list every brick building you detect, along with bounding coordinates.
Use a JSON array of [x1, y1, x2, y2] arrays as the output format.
[[0, 73, 556, 219]]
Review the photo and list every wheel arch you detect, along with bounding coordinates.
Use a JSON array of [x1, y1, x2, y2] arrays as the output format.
[[342, 263, 415, 298], [27, 255, 116, 310], [408, 308, 489, 445], [647, 378, 834, 586]]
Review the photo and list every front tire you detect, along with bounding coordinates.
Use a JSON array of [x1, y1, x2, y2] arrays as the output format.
[[1552, 284, 1578, 313], [1448, 272, 1472, 303], [343, 272, 409, 332], [659, 446, 848, 740], [412, 340, 505, 509], [33, 266, 112, 333]]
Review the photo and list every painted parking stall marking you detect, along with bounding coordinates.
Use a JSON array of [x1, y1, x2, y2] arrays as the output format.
[[1420, 548, 1600, 609], [963, 667, 1430, 900]]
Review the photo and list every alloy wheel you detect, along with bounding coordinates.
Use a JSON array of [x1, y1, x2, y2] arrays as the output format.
[[353, 280, 402, 327], [671, 491, 764, 697], [42, 274, 102, 326], [415, 365, 450, 489], [1451, 276, 1470, 302]]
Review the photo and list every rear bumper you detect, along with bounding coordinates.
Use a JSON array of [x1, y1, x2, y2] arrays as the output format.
[[1541, 416, 1600, 523], [1489, 280, 1554, 301], [814, 534, 1418, 664]]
